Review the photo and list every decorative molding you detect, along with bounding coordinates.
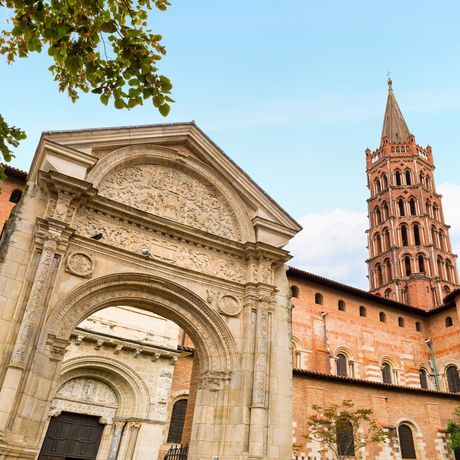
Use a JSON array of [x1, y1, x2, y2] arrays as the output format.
[[218, 295, 242, 317], [65, 252, 94, 278], [74, 209, 246, 284]]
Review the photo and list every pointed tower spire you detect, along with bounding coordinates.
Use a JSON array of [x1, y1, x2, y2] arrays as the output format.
[[381, 79, 411, 146]]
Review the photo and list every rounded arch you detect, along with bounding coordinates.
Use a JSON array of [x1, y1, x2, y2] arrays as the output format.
[[45, 273, 237, 379], [86, 144, 255, 243], [57, 355, 151, 419], [334, 346, 355, 361]]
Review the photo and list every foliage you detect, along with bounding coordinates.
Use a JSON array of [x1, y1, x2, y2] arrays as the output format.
[[307, 399, 389, 460], [0, 114, 26, 179], [446, 407, 460, 450], [0, 0, 174, 165]]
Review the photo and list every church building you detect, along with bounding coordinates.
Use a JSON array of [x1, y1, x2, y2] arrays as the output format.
[[0, 82, 459, 460]]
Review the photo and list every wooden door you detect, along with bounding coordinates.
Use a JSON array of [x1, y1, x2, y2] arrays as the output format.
[[39, 412, 104, 460]]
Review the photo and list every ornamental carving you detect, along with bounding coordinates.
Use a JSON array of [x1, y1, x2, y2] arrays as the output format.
[[56, 377, 118, 407], [218, 295, 242, 317], [97, 163, 241, 241], [74, 210, 245, 283], [66, 252, 94, 278]]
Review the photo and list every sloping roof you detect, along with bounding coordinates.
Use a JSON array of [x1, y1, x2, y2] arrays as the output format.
[[3, 164, 27, 181], [287, 265, 455, 317], [381, 79, 411, 145], [293, 368, 460, 399]]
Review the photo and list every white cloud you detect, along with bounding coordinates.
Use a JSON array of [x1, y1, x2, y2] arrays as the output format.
[[287, 183, 460, 291], [287, 208, 369, 289], [438, 182, 460, 257]]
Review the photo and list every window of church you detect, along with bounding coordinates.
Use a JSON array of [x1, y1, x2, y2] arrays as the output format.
[[398, 317, 405, 328], [336, 353, 348, 377], [338, 300, 346, 311], [382, 174, 388, 190], [419, 368, 428, 389], [9, 189, 22, 204], [401, 225, 409, 246], [417, 255, 425, 274], [314, 292, 323, 305], [404, 256, 412, 276], [398, 423, 417, 458], [413, 224, 421, 246], [405, 169, 412, 185], [384, 288, 392, 299], [398, 199, 405, 217], [336, 419, 355, 457], [446, 365, 460, 393], [379, 312, 386, 323], [395, 170, 402, 186], [376, 264, 383, 287], [167, 398, 188, 444], [359, 306, 367, 317], [409, 199, 417, 216], [415, 321, 422, 332], [381, 362, 393, 384], [445, 316, 453, 328], [374, 178, 381, 194], [290, 286, 299, 298], [437, 257, 444, 279]]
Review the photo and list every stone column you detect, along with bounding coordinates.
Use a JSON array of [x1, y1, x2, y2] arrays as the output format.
[[0, 235, 59, 431], [124, 421, 141, 459], [248, 301, 269, 458], [107, 420, 126, 460]]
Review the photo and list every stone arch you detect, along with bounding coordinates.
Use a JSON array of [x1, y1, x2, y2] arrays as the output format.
[[44, 273, 237, 382], [86, 144, 255, 243], [56, 355, 151, 419]]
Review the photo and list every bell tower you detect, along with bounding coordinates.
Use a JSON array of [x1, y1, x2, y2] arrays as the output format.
[[366, 79, 459, 309]]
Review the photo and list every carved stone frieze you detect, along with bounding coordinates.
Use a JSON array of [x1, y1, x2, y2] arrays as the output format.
[[73, 210, 245, 283], [66, 252, 94, 278], [56, 377, 118, 407], [218, 295, 242, 317], [97, 163, 241, 240]]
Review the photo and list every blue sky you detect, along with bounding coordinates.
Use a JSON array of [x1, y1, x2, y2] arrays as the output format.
[[2, 1, 460, 287]]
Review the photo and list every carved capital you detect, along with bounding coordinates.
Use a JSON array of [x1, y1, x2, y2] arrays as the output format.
[[198, 370, 232, 392]]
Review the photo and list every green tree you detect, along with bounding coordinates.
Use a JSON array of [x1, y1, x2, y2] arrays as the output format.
[[0, 0, 174, 177], [446, 407, 460, 451], [307, 400, 389, 460]]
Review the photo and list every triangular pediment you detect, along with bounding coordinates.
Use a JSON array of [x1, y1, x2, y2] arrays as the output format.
[[32, 123, 301, 247]]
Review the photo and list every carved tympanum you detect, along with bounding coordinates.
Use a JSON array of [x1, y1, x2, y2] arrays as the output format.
[[98, 163, 241, 240], [218, 295, 242, 317], [56, 377, 118, 407], [66, 252, 93, 278]]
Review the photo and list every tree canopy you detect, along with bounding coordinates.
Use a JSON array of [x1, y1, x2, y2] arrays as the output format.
[[0, 0, 174, 176], [307, 400, 389, 460]]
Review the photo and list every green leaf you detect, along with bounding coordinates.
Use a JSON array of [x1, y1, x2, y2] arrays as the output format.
[[101, 21, 117, 33], [100, 94, 110, 105], [159, 103, 170, 116]]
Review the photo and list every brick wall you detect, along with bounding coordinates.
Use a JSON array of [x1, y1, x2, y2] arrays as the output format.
[[292, 373, 460, 459], [0, 176, 24, 230]]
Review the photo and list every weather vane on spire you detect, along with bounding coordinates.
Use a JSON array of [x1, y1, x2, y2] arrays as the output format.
[[386, 69, 392, 90]]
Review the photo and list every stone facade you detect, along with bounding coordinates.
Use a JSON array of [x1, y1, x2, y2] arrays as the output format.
[[0, 123, 300, 460]]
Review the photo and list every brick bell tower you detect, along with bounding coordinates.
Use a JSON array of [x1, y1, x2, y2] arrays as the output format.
[[366, 78, 459, 309]]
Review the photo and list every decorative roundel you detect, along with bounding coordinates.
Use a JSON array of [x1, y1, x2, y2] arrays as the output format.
[[66, 252, 94, 278], [218, 295, 242, 317]]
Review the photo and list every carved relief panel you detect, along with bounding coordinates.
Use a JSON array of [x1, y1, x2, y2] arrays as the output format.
[[73, 210, 246, 283], [97, 163, 241, 241]]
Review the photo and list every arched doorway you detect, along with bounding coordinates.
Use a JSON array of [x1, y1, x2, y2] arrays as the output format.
[[36, 274, 236, 460]]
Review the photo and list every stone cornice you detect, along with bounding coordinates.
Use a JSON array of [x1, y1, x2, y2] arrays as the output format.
[[38, 122, 301, 235], [71, 328, 181, 361]]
